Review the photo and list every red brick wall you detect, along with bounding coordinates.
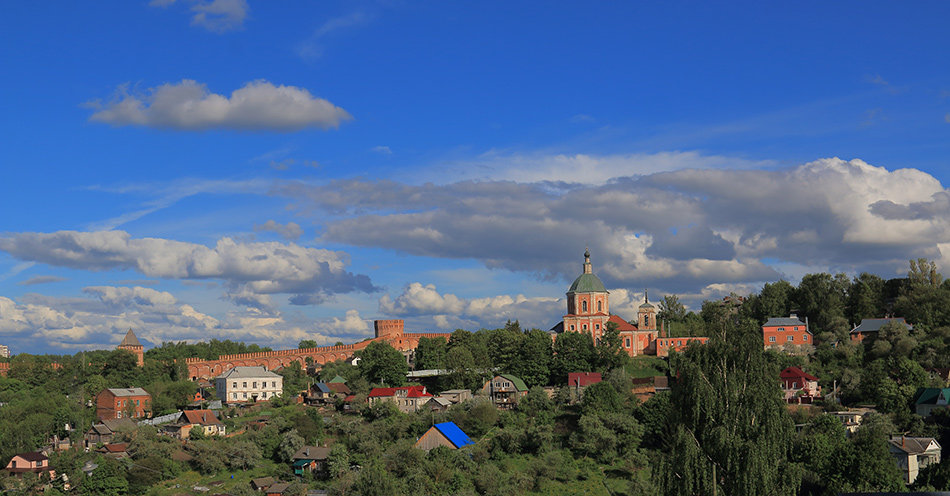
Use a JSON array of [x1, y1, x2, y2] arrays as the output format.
[[95, 390, 151, 421]]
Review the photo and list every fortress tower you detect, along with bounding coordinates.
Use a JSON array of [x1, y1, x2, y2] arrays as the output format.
[[118, 328, 144, 367]]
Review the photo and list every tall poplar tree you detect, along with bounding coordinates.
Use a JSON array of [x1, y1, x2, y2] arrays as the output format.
[[657, 316, 801, 495]]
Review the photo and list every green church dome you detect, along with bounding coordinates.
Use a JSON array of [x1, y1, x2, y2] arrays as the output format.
[[568, 273, 607, 293]]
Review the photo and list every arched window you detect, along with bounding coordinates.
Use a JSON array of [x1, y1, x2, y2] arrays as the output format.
[[643, 315, 649, 327], [597, 301, 602, 312], [582, 301, 588, 312]]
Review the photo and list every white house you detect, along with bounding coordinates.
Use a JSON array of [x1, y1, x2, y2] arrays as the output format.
[[889, 436, 942, 485], [214, 366, 283, 404]]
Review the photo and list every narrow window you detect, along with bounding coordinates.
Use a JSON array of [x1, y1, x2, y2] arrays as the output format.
[[597, 301, 602, 312], [582, 301, 588, 312], [583, 324, 588, 331]]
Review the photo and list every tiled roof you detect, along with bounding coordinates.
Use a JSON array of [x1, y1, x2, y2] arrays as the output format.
[[780, 366, 818, 382], [106, 387, 149, 397], [607, 315, 637, 332], [433, 422, 474, 449], [119, 328, 142, 347], [181, 409, 221, 425], [216, 366, 281, 379], [568, 372, 602, 387], [763, 317, 806, 327], [368, 385, 430, 398], [851, 318, 912, 334]]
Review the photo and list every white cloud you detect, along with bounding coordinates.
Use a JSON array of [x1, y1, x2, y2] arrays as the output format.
[[151, 0, 249, 33], [330, 309, 370, 333], [88, 80, 351, 131], [297, 10, 375, 61], [371, 146, 392, 155], [18, 275, 67, 286], [0, 230, 377, 306]]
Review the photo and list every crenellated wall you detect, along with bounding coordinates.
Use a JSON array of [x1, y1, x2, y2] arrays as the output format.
[[185, 320, 451, 380]]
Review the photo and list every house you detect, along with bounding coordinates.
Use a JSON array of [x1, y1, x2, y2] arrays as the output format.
[[831, 409, 871, 436], [480, 374, 529, 409], [850, 317, 912, 342], [307, 383, 334, 404], [780, 367, 821, 403], [215, 366, 283, 404], [914, 388, 950, 417], [368, 385, 433, 413], [888, 436, 941, 485], [265, 482, 291, 496], [762, 314, 813, 351], [425, 396, 452, 412], [162, 409, 225, 438], [328, 375, 347, 384], [84, 418, 137, 449], [96, 443, 129, 459], [95, 388, 151, 421], [250, 477, 276, 491], [326, 382, 351, 398], [4, 452, 55, 479], [414, 422, 475, 451], [438, 389, 473, 404], [655, 336, 709, 357], [292, 445, 331, 476]]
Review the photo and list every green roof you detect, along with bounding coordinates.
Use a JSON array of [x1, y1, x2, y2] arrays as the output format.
[[329, 375, 347, 384], [568, 273, 607, 293], [499, 374, 528, 392], [915, 387, 950, 405]]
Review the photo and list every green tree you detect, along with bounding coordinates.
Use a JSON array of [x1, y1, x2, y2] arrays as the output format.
[[413, 337, 446, 371], [358, 341, 408, 386], [658, 294, 687, 323], [657, 317, 800, 495], [848, 273, 886, 323], [278, 429, 306, 463], [594, 321, 627, 371], [550, 331, 594, 382], [80, 457, 128, 496], [299, 339, 320, 349], [509, 329, 552, 388]]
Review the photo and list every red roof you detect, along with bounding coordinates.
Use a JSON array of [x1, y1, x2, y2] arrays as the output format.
[[780, 366, 818, 382], [368, 385, 431, 398], [568, 372, 602, 387], [101, 443, 128, 453], [608, 314, 637, 332], [181, 409, 222, 425]]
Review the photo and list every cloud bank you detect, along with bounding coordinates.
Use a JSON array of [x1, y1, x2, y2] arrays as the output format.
[[88, 80, 351, 131]]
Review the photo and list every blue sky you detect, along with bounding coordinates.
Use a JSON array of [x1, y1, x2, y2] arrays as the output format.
[[2, 1, 950, 353]]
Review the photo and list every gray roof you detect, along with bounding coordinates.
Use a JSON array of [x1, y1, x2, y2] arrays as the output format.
[[294, 445, 330, 461], [851, 318, 912, 334], [763, 317, 806, 327], [216, 366, 281, 380], [118, 328, 142, 347], [106, 388, 149, 397], [889, 436, 941, 455]]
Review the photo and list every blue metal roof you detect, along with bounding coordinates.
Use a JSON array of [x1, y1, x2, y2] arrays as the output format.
[[314, 383, 331, 393], [434, 422, 474, 448]]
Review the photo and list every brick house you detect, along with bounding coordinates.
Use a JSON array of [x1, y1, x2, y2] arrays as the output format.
[[762, 314, 812, 350], [96, 388, 151, 421], [655, 336, 709, 357]]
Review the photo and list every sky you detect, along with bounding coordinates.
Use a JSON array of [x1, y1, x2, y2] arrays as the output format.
[[2, 1, 950, 354]]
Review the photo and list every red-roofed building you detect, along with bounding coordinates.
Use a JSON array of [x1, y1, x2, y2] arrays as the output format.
[[568, 372, 602, 388], [780, 366, 821, 403], [368, 385, 432, 413]]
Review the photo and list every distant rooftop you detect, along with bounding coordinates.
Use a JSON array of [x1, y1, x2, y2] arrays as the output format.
[[850, 318, 912, 334], [216, 366, 281, 379]]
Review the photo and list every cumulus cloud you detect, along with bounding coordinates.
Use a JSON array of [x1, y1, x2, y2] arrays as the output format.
[[380, 282, 561, 330], [278, 157, 950, 291], [151, 0, 249, 33], [87, 79, 352, 131], [0, 230, 377, 306], [0, 288, 371, 352], [254, 220, 303, 240]]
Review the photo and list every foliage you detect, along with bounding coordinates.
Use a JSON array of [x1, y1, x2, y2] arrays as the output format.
[[357, 341, 408, 387]]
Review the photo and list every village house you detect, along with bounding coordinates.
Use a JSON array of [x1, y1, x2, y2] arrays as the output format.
[[762, 314, 812, 351], [914, 387, 950, 417], [292, 446, 331, 476], [437, 389, 473, 404], [163, 409, 225, 439], [4, 452, 55, 479], [96, 443, 129, 459], [655, 336, 710, 357], [215, 366, 283, 404], [780, 366, 821, 404], [96, 388, 151, 421], [480, 374, 529, 409], [84, 418, 137, 450], [414, 422, 474, 451], [368, 385, 433, 413], [424, 396, 452, 412], [306, 383, 334, 404], [831, 409, 872, 436], [849, 317, 912, 342], [888, 435, 942, 485]]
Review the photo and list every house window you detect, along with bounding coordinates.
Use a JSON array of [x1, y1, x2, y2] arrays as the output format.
[[135, 400, 139, 406], [242, 382, 247, 388], [233, 382, 237, 388], [803, 335, 808, 341], [243, 392, 247, 399], [232, 393, 237, 399], [778, 327, 784, 331], [769, 336, 776, 342], [272, 381, 277, 388], [787, 336, 794, 342], [794, 327, 798, 330], [262, 392, 267, 398], [253, 382, 257, 388]]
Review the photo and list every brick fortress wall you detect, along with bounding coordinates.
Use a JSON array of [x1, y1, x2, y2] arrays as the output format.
[[185, 319, 451, 380]]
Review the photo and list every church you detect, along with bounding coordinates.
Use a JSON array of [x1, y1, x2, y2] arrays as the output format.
[[550, 250, 659, 356]]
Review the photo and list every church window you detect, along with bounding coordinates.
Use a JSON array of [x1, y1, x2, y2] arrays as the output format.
[[582, 301, 588, 312], [583, 324, 588, 331], [625, 338, 631, 347], [644, 315, 649, 327], [570, 325, 575, 331], [595, 324, 600, 330], [597, 301, 602, 312]]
